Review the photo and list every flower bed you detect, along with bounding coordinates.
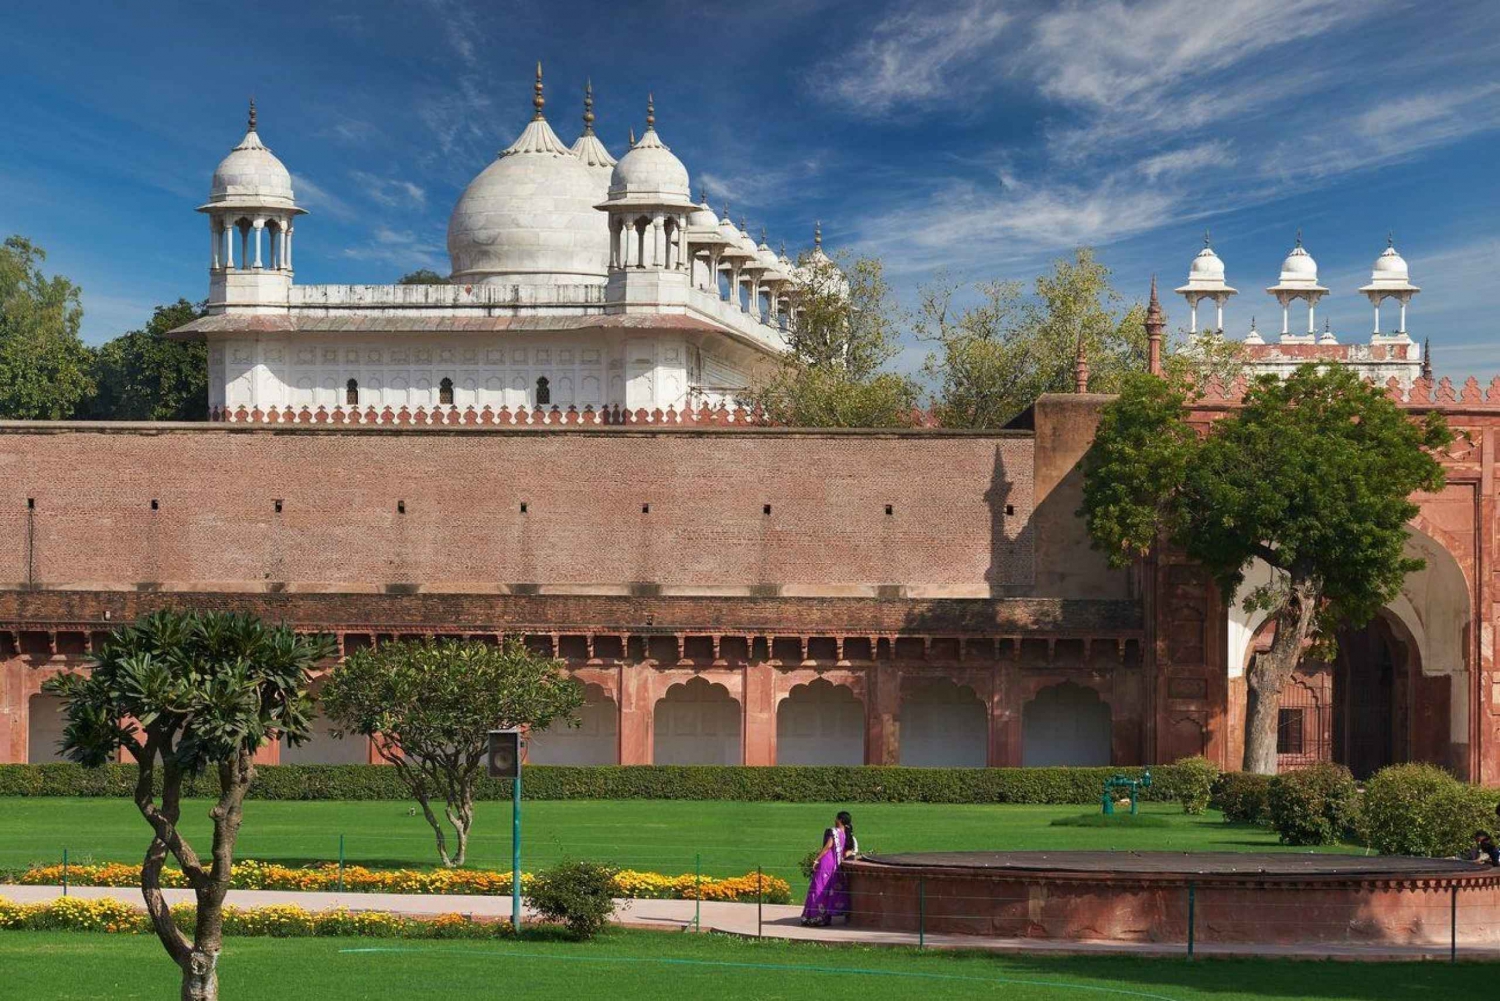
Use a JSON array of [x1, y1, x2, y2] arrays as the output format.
[[15, 860, 792, 905], [0, 896, 513, 938]]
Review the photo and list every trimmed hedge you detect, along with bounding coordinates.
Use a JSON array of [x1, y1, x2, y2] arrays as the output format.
[[0, 762, 1202, 805], [1359, 763, 1499, 857], [1212, 771, 1273, 825], [1267, 763, 1360, 846]]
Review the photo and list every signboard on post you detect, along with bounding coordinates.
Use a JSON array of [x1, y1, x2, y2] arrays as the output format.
[[487, 729, 523, 930]]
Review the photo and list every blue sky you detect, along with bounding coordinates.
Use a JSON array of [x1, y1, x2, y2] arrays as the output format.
[[2, 0, 1498, 378]]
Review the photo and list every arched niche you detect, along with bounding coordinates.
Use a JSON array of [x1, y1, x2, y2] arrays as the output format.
[[900, 679, 987, 768], [653, 677, 742, 765], [27, 692, 68, 763], [527, 682, 619, 765], [1022, 682, 1112, 766], [776, 679, 864, 765]]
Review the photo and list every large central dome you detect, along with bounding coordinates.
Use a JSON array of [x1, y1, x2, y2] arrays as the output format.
[[446, 72, 609, 286]]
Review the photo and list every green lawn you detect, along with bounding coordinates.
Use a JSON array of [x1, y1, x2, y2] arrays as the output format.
[[0, 929, 1486, 1001], [0, 798, 1355, 890]]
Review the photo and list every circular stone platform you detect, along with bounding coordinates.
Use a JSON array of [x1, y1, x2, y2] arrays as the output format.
[[844, 851, 1500, 947]]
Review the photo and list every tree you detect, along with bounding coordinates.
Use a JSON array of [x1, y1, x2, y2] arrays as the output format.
[[84, 299, 208, 420], [0, 235, 94, 418], [744, 251, 919, 426], [1080, 366, 1450, 773], [42, 611, 334, 1001], [916, 248, 1145, 428], [319, 638, 583, 866], [397, 269, 448, 285]]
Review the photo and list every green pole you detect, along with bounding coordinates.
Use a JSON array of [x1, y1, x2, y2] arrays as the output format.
[[756, 864, 763, 938], [62, 848, 68, 897], [694, 853, 701, 932], [1187, 881, 1196, 960], [512, 769, 522, 931], [1451, 885, 1458, 963], [918, 877, 925, 949], [338, 834, 345, 893]]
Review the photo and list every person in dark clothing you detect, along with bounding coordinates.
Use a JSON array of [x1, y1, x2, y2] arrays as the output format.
[[1473, 831, 1500, 866]]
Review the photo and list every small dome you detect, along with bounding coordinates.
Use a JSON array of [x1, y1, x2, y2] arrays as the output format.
[[755, 232, 780, 270], [736, 220, 760, 259], [606, 98, 692, 205], [202, 101, 299, 212], [570, 81, 616, 201], [717, 208, 753, 258], [1190, 246, 1225, 280], [1372, 244, 1409, 279], [686, 192, 718, 231], [447, 72, 609, 285], [1279, 242, 1318, 281]]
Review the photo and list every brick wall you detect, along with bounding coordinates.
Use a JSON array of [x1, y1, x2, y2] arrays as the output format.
[[0, 424, 1035, 594]]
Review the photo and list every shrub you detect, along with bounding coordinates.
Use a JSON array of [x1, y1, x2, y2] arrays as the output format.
[[1359, 763, 1499, 857], [0, 762, 1205, 805], [1173, 756, 1219, 815], [1267, 763, 1359, 846], [1213, 772, 1273, 825], [524, 860, 618, 940]]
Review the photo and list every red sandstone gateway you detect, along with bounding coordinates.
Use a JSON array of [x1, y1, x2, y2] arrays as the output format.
[[846, 851, 1500, 949]]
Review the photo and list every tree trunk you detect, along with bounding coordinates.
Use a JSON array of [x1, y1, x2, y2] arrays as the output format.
[[180, 949, 218, 1001], [1242, 577, 1320, 774]]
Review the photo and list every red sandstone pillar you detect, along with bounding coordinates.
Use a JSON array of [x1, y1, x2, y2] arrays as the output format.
[[618, 665, 654, 765], [867, 663, 901, 765], [0, 663, 23, 762], [990, 664, 1021, 766], [742, 662, 776, 766]]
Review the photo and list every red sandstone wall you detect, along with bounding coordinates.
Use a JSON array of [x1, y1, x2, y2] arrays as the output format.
[[0, 426, 1034, 593]]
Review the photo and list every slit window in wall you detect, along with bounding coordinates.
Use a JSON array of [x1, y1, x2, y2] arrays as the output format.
[[641, 503, 650, 514], [397, 500, 406, 515], [27, 498, 34, 510], [520, 502, 528, 514], [885, 504, 893, 516], [763, 504, 772, 516], [1005, 504, 1015, 516], [439, 377, 454, 406], [151, 499, 159, 511], [535, 376, 550, 406], [274, 499, 283, 514], [346, 379, 358, 405]]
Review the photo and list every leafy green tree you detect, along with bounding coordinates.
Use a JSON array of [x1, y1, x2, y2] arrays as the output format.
[[917, 248, 1145, 428], [398, 268, 448, 285], [1081, 366, 1450, 773], [320, 638, 583, 866], [746, 251, 919, 426], [0, 235, 94, 418], [84, 298, 208, 420], [42, 611, 335, 1001]]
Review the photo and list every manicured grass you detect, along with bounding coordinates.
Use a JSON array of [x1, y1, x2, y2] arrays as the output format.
[[0, 929, 1488, 1001], [1050, 813, 1170, 828], [0, 798, 1354, 891]]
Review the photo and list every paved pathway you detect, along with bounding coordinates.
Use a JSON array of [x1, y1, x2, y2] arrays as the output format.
[[4, 884, 1494, 961]]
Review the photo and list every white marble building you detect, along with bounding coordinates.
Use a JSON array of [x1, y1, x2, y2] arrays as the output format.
[[1174, 234, 1425, 389], [177, 72, 817, 418]]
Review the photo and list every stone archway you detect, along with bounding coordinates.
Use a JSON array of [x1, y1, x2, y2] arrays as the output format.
[[776, 679, 864, 765], [1022, 682, 1112, 766], [900, 679, 987, 768], [27, 692, 68, 763], [527, 682, 620, 765], [1331, 613, 1412, 780], [653, 677, 742, 765]]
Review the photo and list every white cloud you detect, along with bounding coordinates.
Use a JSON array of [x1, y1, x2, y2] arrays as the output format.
[[350, 171, 428, 209], [1137, 140, 1234, 182], [342, 225, 446, 272], [699, 156, 825, 211], [291, 173, 359, 223], [821, 0, 1012, 116]]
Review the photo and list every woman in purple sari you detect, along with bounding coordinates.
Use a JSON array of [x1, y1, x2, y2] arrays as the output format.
[[801, 811, 854, 926]]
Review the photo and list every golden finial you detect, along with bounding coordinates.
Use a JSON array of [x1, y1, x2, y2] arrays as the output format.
[[760, 226, 767, 245], [1294, 226, 1303, 248], [628, 126, 636, 146], [814, 221, 822, 248], [646, 93, 655, 129], [248, 97, 257, 132], [582, 78, 595, 135], [533, 62, 545, 120]]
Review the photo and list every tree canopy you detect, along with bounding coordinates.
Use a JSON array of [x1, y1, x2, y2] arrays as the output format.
[[83, 298, 208, 420], [744, 251, 918, 427], [320, 638, 583, 866], [0, 235, 94, 419], [1081, 366, 1451, 772], [43, 611, 334, 1000], [397, 269, 449, 285]]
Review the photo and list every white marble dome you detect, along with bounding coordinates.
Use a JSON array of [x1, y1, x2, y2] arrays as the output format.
[[607, 112, 691, 204], [1372, 244, 1410, 279], [204, 105, 297, 211], [1190, 246, 1226, 280], [1279, 243, 1318, 281], [447, 116, 609, 285], [686, 196, 719, 231]]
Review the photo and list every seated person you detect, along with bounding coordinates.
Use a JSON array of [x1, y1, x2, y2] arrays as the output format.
[[1472, 830, 1499, 866]]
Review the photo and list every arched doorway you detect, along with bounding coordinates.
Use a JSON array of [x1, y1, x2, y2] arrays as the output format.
[[27, 692, 68, 763], [653, 677, 742, 765], [900, 679, 987, 767], [527, 683, 619, 765], [776, 679, 864, 765], [1022, 683, 1112, 766], [1331, 614, 1411, 780]]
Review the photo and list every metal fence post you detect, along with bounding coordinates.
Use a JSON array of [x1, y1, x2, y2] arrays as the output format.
[[694, 853, 702, 933], [338, 834, 345, 893], [62, 848, 68, 897], [757, 864, 763, 938], [1187, 881, 1196, 961], [918, 877, 926, 949], [1451, 884, 1458, 964]]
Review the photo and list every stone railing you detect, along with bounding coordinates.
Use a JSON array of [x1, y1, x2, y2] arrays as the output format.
[[208, 403, 944, 428], [288, 283, 607, 312]]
